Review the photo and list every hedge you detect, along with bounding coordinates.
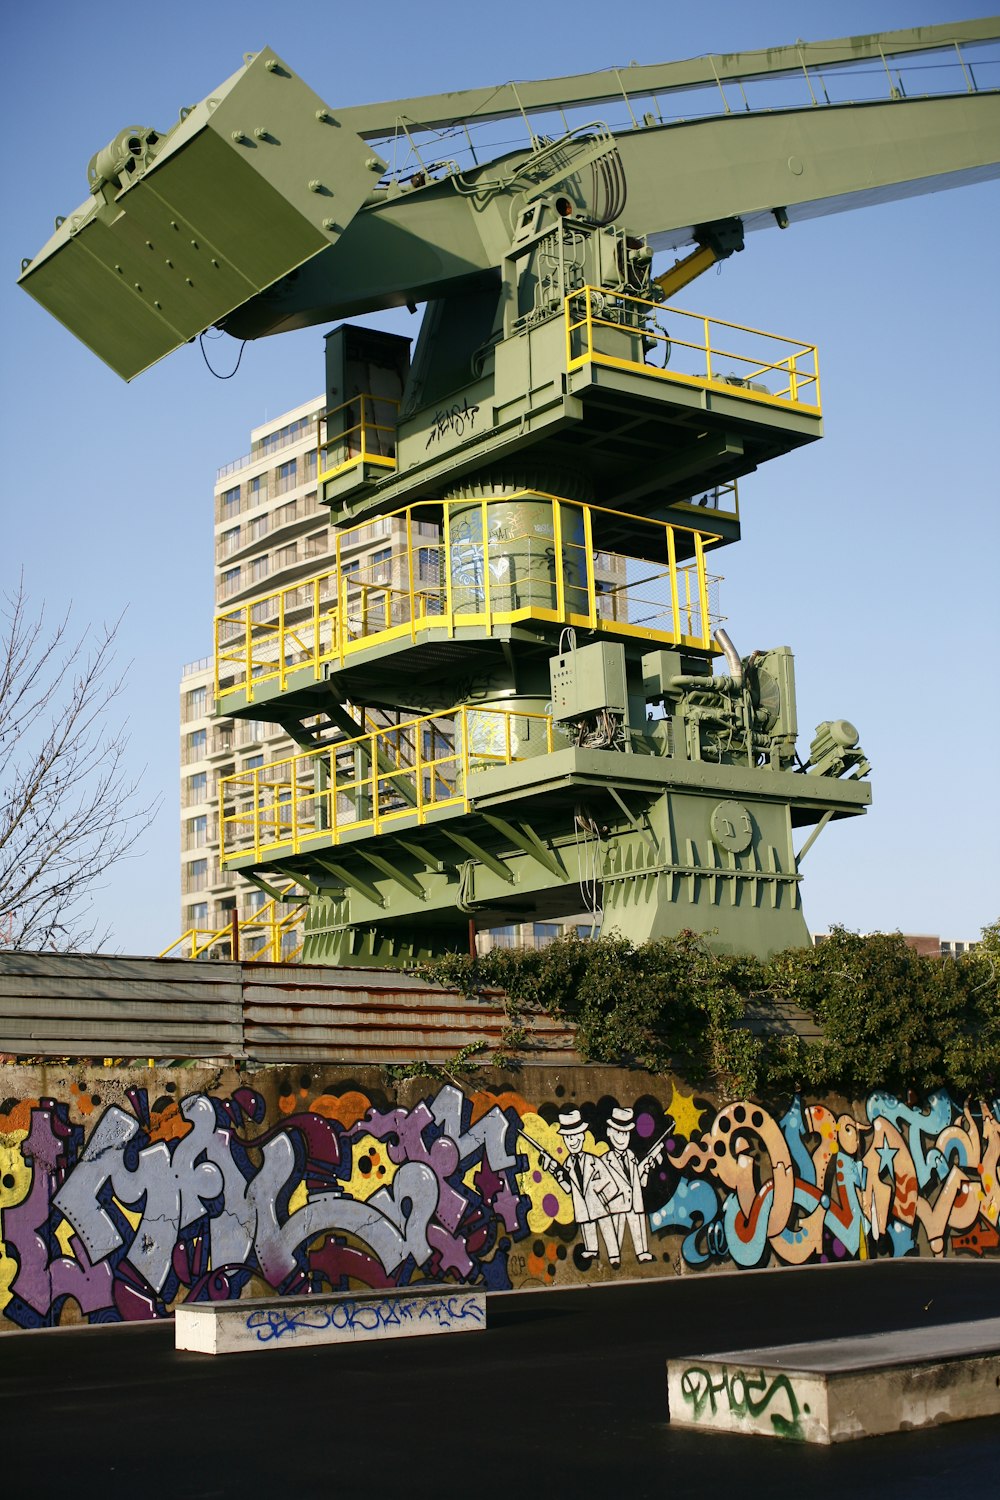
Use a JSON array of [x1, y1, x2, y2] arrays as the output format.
[[421, 923, 1000, 1100]]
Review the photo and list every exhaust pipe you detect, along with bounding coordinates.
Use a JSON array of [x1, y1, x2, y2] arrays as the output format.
[[713, 627, 743, 689]]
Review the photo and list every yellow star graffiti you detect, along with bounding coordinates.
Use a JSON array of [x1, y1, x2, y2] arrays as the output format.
[[667, 1081, 705, 1140]]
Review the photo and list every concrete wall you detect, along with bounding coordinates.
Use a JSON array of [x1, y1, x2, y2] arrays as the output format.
[[1, 1063, 997, 1331]]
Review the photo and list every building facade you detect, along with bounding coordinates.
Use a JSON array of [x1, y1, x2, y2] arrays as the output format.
[[178, 396, 329, 954]]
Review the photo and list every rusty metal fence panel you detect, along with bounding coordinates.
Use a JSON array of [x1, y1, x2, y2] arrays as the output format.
[[0, 953, 243, 1059], [0, 952, 580, 1065], [240, 964, 579, 1064]]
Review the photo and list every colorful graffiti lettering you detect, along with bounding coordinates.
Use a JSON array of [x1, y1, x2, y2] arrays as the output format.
[[1, 1076, 997, 1330], [0, 1081, 529, 1328], [650, 1090, 1000, 1269]]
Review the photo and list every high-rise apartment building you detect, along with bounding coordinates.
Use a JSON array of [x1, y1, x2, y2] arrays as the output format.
[[178, 395, 333, 953]]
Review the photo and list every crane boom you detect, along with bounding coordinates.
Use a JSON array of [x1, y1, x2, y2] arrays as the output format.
[[222, 89, 1000, 344], [338, 17, 1000, 135], [18, 21, 1000, 379]]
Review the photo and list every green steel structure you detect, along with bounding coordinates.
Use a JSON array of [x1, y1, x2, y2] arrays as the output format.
[[20, 21, 1000, 962]]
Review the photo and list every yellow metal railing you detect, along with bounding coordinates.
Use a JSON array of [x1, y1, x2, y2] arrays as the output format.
[[219, 706, 555, 864], [160, 892, 308, 962], [215, 494, 724, 707], [565, 288, 821, 412], [317, 394, 400, 483]]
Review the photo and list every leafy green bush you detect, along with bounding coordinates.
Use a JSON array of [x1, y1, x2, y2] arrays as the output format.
[[421, 922, 1000, 1099]]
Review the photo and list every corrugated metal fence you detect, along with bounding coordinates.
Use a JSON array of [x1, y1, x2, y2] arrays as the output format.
[[0, 951, 580, 1065]]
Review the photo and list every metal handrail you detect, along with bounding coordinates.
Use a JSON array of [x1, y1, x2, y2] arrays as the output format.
[[160, 892, 307, 962], [564, 287, 821, 412], [214, 492, 724, 706], [218, 704, 556, 864], [317, 393, 401, 483]]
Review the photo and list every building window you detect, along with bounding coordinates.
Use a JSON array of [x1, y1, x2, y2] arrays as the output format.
[[248, 474, 267, 506], [303, 448, 317, 480], [217, 617, 243, 647], [220, 526, 241, 557], [190, 902, 209, 927], [220, 485, 240, 519], [257, 414, 312, 458], [187, 859, 208, 892], [186, 771, 208, 805], [244, 754, 264, 770], [276, 543, 298, 568], [248, 514, 269, 544], [348, 516, 392, 548], [276, 458, 298, 495], [275, 499, 298, 528], [188, 815, 208, 849], [186, 728, 207, 761], [370, 549, 392, 588], [221, 566, 241, 598], [186, 685, 208, 719], [250, 556, 270, 584]]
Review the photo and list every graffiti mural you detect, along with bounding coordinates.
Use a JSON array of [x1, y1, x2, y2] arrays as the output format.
[[650, 1088, 1000, 1268], [1, 1073, 997, 1329]]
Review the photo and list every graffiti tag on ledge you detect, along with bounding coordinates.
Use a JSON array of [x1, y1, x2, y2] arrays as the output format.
[[425, 398, 480, 449], [246, 1292, 484, 1342], [679, 1364, 807, 1440]]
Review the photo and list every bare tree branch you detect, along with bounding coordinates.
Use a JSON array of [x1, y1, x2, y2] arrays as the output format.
[[0, 574, 161, 950]]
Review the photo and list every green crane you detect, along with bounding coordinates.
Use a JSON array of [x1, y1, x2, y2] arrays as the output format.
[[19, 20, 1000, 963]]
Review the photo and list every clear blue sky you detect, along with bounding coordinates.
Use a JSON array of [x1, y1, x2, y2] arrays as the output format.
[[2, 1, 998, 954]]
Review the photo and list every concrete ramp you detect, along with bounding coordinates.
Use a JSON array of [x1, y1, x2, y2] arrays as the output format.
[[667, 1318, 1000, 1443]]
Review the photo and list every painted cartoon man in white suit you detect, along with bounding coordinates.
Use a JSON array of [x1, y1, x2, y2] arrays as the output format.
[[549, 1107, 623, 1265], [602, 1106, 662, 1262]]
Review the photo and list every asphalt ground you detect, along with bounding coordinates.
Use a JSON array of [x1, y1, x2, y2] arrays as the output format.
[[3, 1260, 999, 1499]]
